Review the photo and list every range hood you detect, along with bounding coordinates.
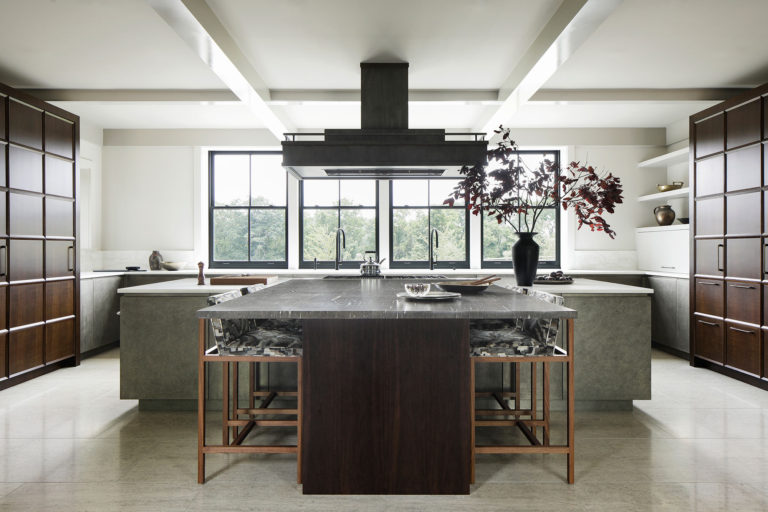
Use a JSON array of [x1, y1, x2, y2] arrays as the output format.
[[281, 63, 488, 178]]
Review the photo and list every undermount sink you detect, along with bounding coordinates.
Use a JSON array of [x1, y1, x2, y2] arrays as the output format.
[[322, 274, 446, 280]]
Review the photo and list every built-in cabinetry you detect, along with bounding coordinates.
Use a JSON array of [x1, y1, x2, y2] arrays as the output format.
[[636, 225, 689, 274], [647, 276, 689, 355], [0, 82, 79, 390], [80, 276, 120, 355], [691, 83, 768, 386]]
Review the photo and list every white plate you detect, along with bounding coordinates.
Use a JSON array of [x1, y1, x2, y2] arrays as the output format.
[[396, 291, 461, 301]]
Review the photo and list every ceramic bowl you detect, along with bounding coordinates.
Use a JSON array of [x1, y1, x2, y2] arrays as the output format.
[[160, 261, 185, 271], [404, 283, 430, 297]]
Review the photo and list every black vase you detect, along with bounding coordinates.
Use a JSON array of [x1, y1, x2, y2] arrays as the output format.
[[512, 232, 539, 287]]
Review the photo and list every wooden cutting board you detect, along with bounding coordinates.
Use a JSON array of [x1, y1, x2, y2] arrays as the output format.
[[209, 275, 278, 285]]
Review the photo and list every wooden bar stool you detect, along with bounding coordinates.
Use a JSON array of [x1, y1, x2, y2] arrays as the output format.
[[470, 288, 575, 484], [198, 288, 302, 484]]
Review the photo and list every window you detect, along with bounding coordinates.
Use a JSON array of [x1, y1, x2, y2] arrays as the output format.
[[300, 179, 378, 268], [209, 151, 287, 268], [389, 179, 469, 269], [482, 150, 560, 268]]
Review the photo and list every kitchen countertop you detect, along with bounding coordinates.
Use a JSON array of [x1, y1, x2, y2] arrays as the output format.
[[196, 278, 577, 320]]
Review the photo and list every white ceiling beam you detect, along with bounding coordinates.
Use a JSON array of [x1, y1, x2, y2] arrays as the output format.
[[530, 88, 748, 102], [146, 0, 294, 138], [475, 0, 625, 137], [24, 89, 238, 102]]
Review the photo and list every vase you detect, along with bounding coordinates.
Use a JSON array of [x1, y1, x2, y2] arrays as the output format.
[[512, 232, 539, 287], [653, 205, 675, 226], [149, 250, 163, 270]]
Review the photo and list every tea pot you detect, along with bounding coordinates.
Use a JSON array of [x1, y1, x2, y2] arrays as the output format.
[[360, 251, 386, 276]]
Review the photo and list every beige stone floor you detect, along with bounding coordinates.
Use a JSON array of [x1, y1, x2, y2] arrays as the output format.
[[0, 349, 767, 511]]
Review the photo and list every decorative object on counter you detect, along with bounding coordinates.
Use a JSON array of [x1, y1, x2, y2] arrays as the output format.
[[435, 281, 491, 294], [197, 261, 205, 285], [468, 274, 500, 285], [160, 261, 185, 271], [654, 205, 676, 226], [446, 126, 623, 286], [125, 266, 141, 271], [656, 181, 684, 192], [403, 282, 430, 297], [149, 250, 163, 270], [678, 217, 690, 224], [534, 270, 574, 284], [397, 290, 460, 301], [360, 251, 385, 277], [209, 275, 278, 285]]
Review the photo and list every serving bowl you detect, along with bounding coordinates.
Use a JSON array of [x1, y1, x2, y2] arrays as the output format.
[[160, 261, 185, 271], [435, 281, 490, 294], [657, 181, 684, 192]]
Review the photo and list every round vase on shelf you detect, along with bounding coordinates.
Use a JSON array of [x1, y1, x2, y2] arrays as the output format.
[[512, 232, 540, 287], [149, 250, 163, 270], [654, 205, 675, 226]]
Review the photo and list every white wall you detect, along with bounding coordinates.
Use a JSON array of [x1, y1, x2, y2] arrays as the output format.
[[79, 120, 103, 271]]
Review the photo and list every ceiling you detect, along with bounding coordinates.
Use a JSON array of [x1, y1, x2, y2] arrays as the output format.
[[1, 0, 766, 133]]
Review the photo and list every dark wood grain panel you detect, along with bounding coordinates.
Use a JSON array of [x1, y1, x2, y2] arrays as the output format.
[[9, 193, 42, 237], [764, 328, 768, 379], [0, 192, 6, 236], [726, 237, 762, 280], [0, 240, 6, 284], [45, 279, 74, 319], [0, 144, 6, 187], [8, 146, 42, 193], [726, 99, 761, 149], [9, 283, 43, 328], [694, 316, 723, 363], [9, 325, 44, 375], [301, 318, 470, 494], [726, 322, 760, 376], [726, 191, 761, 235], [45, 318, 74, 363], [45, 240, 74, 278], [0, 332, 6, 379], [695, 114, 724, 158], [44, 156, 73, 197], [0, 285, 6, 330], [695, 278, 723, 317], [726, 144, 761, 192], [695, 239, 724, 276], [695, 196, 724, 236], [726, 281, 760, 325], [9, 239, 43, 282], [8, 99, 42, 150], [43, 114, 73, 159], [0, 96, 6, 140], [45, 197, 73, 237], [695, 155, 724, 197]]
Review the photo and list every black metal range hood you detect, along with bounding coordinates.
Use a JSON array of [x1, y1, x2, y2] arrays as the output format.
[[281, 63, 488, 178]]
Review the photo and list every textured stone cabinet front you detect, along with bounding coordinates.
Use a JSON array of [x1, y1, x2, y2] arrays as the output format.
[[648, 276, 690, 355], [79, 276, 121, 354]]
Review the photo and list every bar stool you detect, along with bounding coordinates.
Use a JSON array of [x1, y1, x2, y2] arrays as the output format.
[[470, 288, 575, 484], [198, 288, 302, 484]]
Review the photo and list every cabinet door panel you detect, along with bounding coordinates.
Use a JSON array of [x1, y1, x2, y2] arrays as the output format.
[[726, 281, 760, 325], [0, 332, 6, 379], [0, 144, 6, 187], [695, 239, 724, 276], [46, 318, 74, 363], [695, 155, 724, 197], [8, 100, 42, 150], [45, 156, 74, 198], [0, 192, 6, 236], [726, 322, 760, 376], [726, 238, 762, 280], [727, 100, 761, 149], [695, 278, 723, 317], [726, 145, 761, 192], [695, 197, 724, 235], [8, 146, 42, 193], [9, 193, 42, 236], [9, 325, 44, 375], [45, 279, 74, 319], [0, 96, 6, 140], [44, 114, 73, 159], [726, 191, 761, 235], [0, 240, 6, 284], [0, 285, 6, 330], [694, 316, 723, 363], [45, 240, 74, 278], [45, 198, 73, 237], [696, 114, 724, 158], [9, 283, 44, 328], [764, 329, 768, 379], [9, 239, 43, 281]]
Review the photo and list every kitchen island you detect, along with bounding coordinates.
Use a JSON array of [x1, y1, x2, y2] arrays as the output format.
[[197, 279, 576, 494]]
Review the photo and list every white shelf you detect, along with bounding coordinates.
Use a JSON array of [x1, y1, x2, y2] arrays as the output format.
[[637, 187, 690, 202], [638, 148, 689, 168], [635, 224, 689, 233]]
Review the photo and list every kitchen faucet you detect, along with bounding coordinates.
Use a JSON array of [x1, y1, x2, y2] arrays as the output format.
[[428, 228, 439, 271], [335, 228, 346, 270]]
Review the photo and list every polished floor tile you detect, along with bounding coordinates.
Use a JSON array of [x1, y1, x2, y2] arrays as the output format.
[[0, 349, 767, 511]]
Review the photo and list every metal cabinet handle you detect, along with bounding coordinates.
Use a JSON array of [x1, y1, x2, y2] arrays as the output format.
[[698, 282, 720, 286], [699, 320, 718, 327], [717, 243, 724, 272], [730, 284, 755, 289], [660, 266, 676, 269], [67, 245, 74, 272], [0, 245, 6, 277], [729, 326, 755, 334]]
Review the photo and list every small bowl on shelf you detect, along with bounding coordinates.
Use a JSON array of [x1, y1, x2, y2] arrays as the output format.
[[656, 181, 684, 193], [678, 217, 690, 224], [160, 261, 185, 271]]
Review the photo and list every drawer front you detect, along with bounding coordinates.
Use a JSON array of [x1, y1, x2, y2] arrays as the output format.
[[695, 239, 724, 276], [694, 316, 724, 364], [726, 322, 761, 376], [726, 281, 760, 324], [695, 279, 724, 317], [0, 332, 6, 379], [727, 238, 762, 280], [45, 279, 74, 320], [9, 325, 44, 375], [45, 318, 74, 363], [726, 191, 761, 235]]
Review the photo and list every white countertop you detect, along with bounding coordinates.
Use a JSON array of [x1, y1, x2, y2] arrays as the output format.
[[520, 278, 653, 295]]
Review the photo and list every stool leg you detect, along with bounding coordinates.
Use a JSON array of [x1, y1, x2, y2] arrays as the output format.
[[514, 362, 520, 412], [249, 362, 256, 410], [470, 360, 476, 485], [531, 361, 537, 439], [232, 362, 239, 440], [198, 319, 206, 484], [297, 359, 303, 484], [543, 362, 550, 446], [566, 318, 575, 484], [222, 361, 229, 446]]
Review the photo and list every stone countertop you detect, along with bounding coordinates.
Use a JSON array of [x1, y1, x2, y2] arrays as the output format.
[[520, 278, 654, 295], [196, 279, 577, 320], [116, 277, 288, 295]]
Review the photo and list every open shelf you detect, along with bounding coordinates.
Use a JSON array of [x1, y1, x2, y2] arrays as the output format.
[[638, 148, 689, 168], [635, 224, 689, 233], [637, 187, 690, 202]]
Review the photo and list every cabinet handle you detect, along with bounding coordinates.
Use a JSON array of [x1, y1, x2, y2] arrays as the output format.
[[730, 284, 755, 289], [0, 245, 5, 277], [717, 243, 724, 272], [699, 320, 719, 327], [729, 326, 755, 334], [698, 282, 720, 286], [67, 245, 74, 272]]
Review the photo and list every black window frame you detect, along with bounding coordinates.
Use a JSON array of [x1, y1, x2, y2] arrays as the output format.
[[481, 149, 561, 269], [208, 150, 289, 269], [299, 178, 380, 269], [389, 178, 470, 270]]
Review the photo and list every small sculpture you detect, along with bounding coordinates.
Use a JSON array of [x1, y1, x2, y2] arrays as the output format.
[[197, 261, 205, 285], [149, 250, 163, 270]]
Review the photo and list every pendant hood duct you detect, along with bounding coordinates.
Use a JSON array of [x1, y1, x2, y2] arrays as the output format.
[[281, 63, 488, 178]]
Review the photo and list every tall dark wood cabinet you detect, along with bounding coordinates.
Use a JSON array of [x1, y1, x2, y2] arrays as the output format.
[[691, 83, 768, 388], [0, 82, 79, 390]]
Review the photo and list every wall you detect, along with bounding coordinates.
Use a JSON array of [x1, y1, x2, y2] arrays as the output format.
[[79, 120, 104, 271]]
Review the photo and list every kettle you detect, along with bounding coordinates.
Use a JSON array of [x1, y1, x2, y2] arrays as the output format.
[[360, 251, 386, 276]]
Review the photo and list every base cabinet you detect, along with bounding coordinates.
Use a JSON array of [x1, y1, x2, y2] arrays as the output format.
[[648, 276, 689, 355], [79, 276, 121, 355]]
